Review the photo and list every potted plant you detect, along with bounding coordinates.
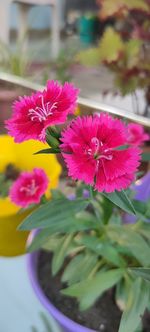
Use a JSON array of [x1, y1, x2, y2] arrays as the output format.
[[5, 80, 150, 331], [77, 0, 150, 117], [0, 135, 61, 256]]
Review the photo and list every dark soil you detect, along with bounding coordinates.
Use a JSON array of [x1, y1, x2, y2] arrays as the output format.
[[37, 251, 118, 331], [37, 251, 150, 332]]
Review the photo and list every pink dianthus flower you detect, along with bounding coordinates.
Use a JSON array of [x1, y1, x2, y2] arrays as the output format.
[[127, 123, 149, 146], [6, 80, 79, 142], [61, 114, 141, 193], [9, 168, 48, 208]]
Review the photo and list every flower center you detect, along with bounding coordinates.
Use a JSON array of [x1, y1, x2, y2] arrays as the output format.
[[85, 137, 113, 161], [20, 179, 39, 197], [28, 95, 57, 122]]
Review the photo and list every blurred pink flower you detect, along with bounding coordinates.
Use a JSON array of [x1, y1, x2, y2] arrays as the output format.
[[61, 114, 140, 193], [6, 80, 79, 142], [127, 123, 149, 146], [9, 168, 48, 208]]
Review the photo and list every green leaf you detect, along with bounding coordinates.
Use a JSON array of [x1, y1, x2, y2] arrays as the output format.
[[76, 47, 100, 67], [142, 152, 150, 161], [52, 234, 73, 275], [132, 200, 150, 222], [116, 278, 131, 311], [98, 27, 124, 62], [129, 268, 150, 282], [113, 144, 130, 151], [118, 278, 150, 332], [19, 198, 89, 230], [28, 216, 98, 253], [79, 235, 126, 267], [27, 215, 98, 250], [50, 189, 66, 200], [34, 148, 60, 155], [125, 39, 141, 68], [27, 229, 57, 252], [62, 252, 97, 285], [102, 190, 136, 215], [107, 225, 150, 266], [101, 196, 113, 224], [109, 213, 122, 225], [62, 268, 124, 310], [137, 222, 150, 240]]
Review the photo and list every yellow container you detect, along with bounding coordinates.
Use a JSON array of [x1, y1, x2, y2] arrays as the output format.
[[0, 135, 61, 257]]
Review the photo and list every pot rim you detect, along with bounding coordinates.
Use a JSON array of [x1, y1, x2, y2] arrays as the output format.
[[27, 230, 95, 332]]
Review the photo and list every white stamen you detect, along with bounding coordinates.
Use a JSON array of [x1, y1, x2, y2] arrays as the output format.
[[20, 179, 38, 196], [91, 137, 100, 156], [29, 95, 58, 122], [87, 148, 92, 155], [98, 154, 113, 161]]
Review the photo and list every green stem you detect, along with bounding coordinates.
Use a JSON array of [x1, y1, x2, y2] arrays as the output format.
[[88, 259, 105, 279], [89, 186, 94, 200]]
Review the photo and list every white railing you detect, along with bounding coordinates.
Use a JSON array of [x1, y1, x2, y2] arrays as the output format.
[[0, 71, 150, 128]]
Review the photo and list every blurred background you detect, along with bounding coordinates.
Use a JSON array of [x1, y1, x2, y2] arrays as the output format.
[[0, 1, 150, 331], [0, 0, 149, 133]]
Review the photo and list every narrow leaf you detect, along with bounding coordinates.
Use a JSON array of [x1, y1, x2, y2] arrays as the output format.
[[62, 269, 124, 310], [102, 190, 136, 215], [52, 234, 73, 275], [62, 253, 97, 285], [118, 278, 150, 332], [130, 268, 150, 282], [34, 148, 60, 155], [79, 235, 126, 267], [107, 225, 150, 266], [19, 198, 89, 230]]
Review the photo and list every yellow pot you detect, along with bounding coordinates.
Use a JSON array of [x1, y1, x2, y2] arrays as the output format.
[[0, 135, 62, 257]]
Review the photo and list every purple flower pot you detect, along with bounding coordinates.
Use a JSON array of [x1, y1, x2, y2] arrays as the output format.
[[27, 231, 95, 332]]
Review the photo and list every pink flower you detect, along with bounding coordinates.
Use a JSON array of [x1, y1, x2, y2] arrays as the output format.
[[127, 123, 149, 146], [61, 114, 141, 193], [5, 80, 79, 142], [9, 168, 48, 208]]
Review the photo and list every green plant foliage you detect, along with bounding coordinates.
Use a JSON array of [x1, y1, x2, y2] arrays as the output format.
[[116, 278, 132, 311], [118, 278, 150, 332], [132, 201, 150, 222], [19, 198, 89, 230], [62, 252, 98, 286], [62, 268, 124, 310], [125, 40, 141, 69], [34, 148, 60, 155], [0, 173, 12, 198], [77, 0, 150, 113], [129, 268, 150, 282], [107, 225, 150, 266], [31, 312, 57, 332], [102, 190, 136, 215], [98, 0, 149, 19], [78, 234, 126, 267], [142, 152, 150, 161], [76, 47, 100, 67], [24, 175, 150, 332], [52, 234, 74, 275], [98, 28, 124, 63], [0, 41, 30, 77]]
